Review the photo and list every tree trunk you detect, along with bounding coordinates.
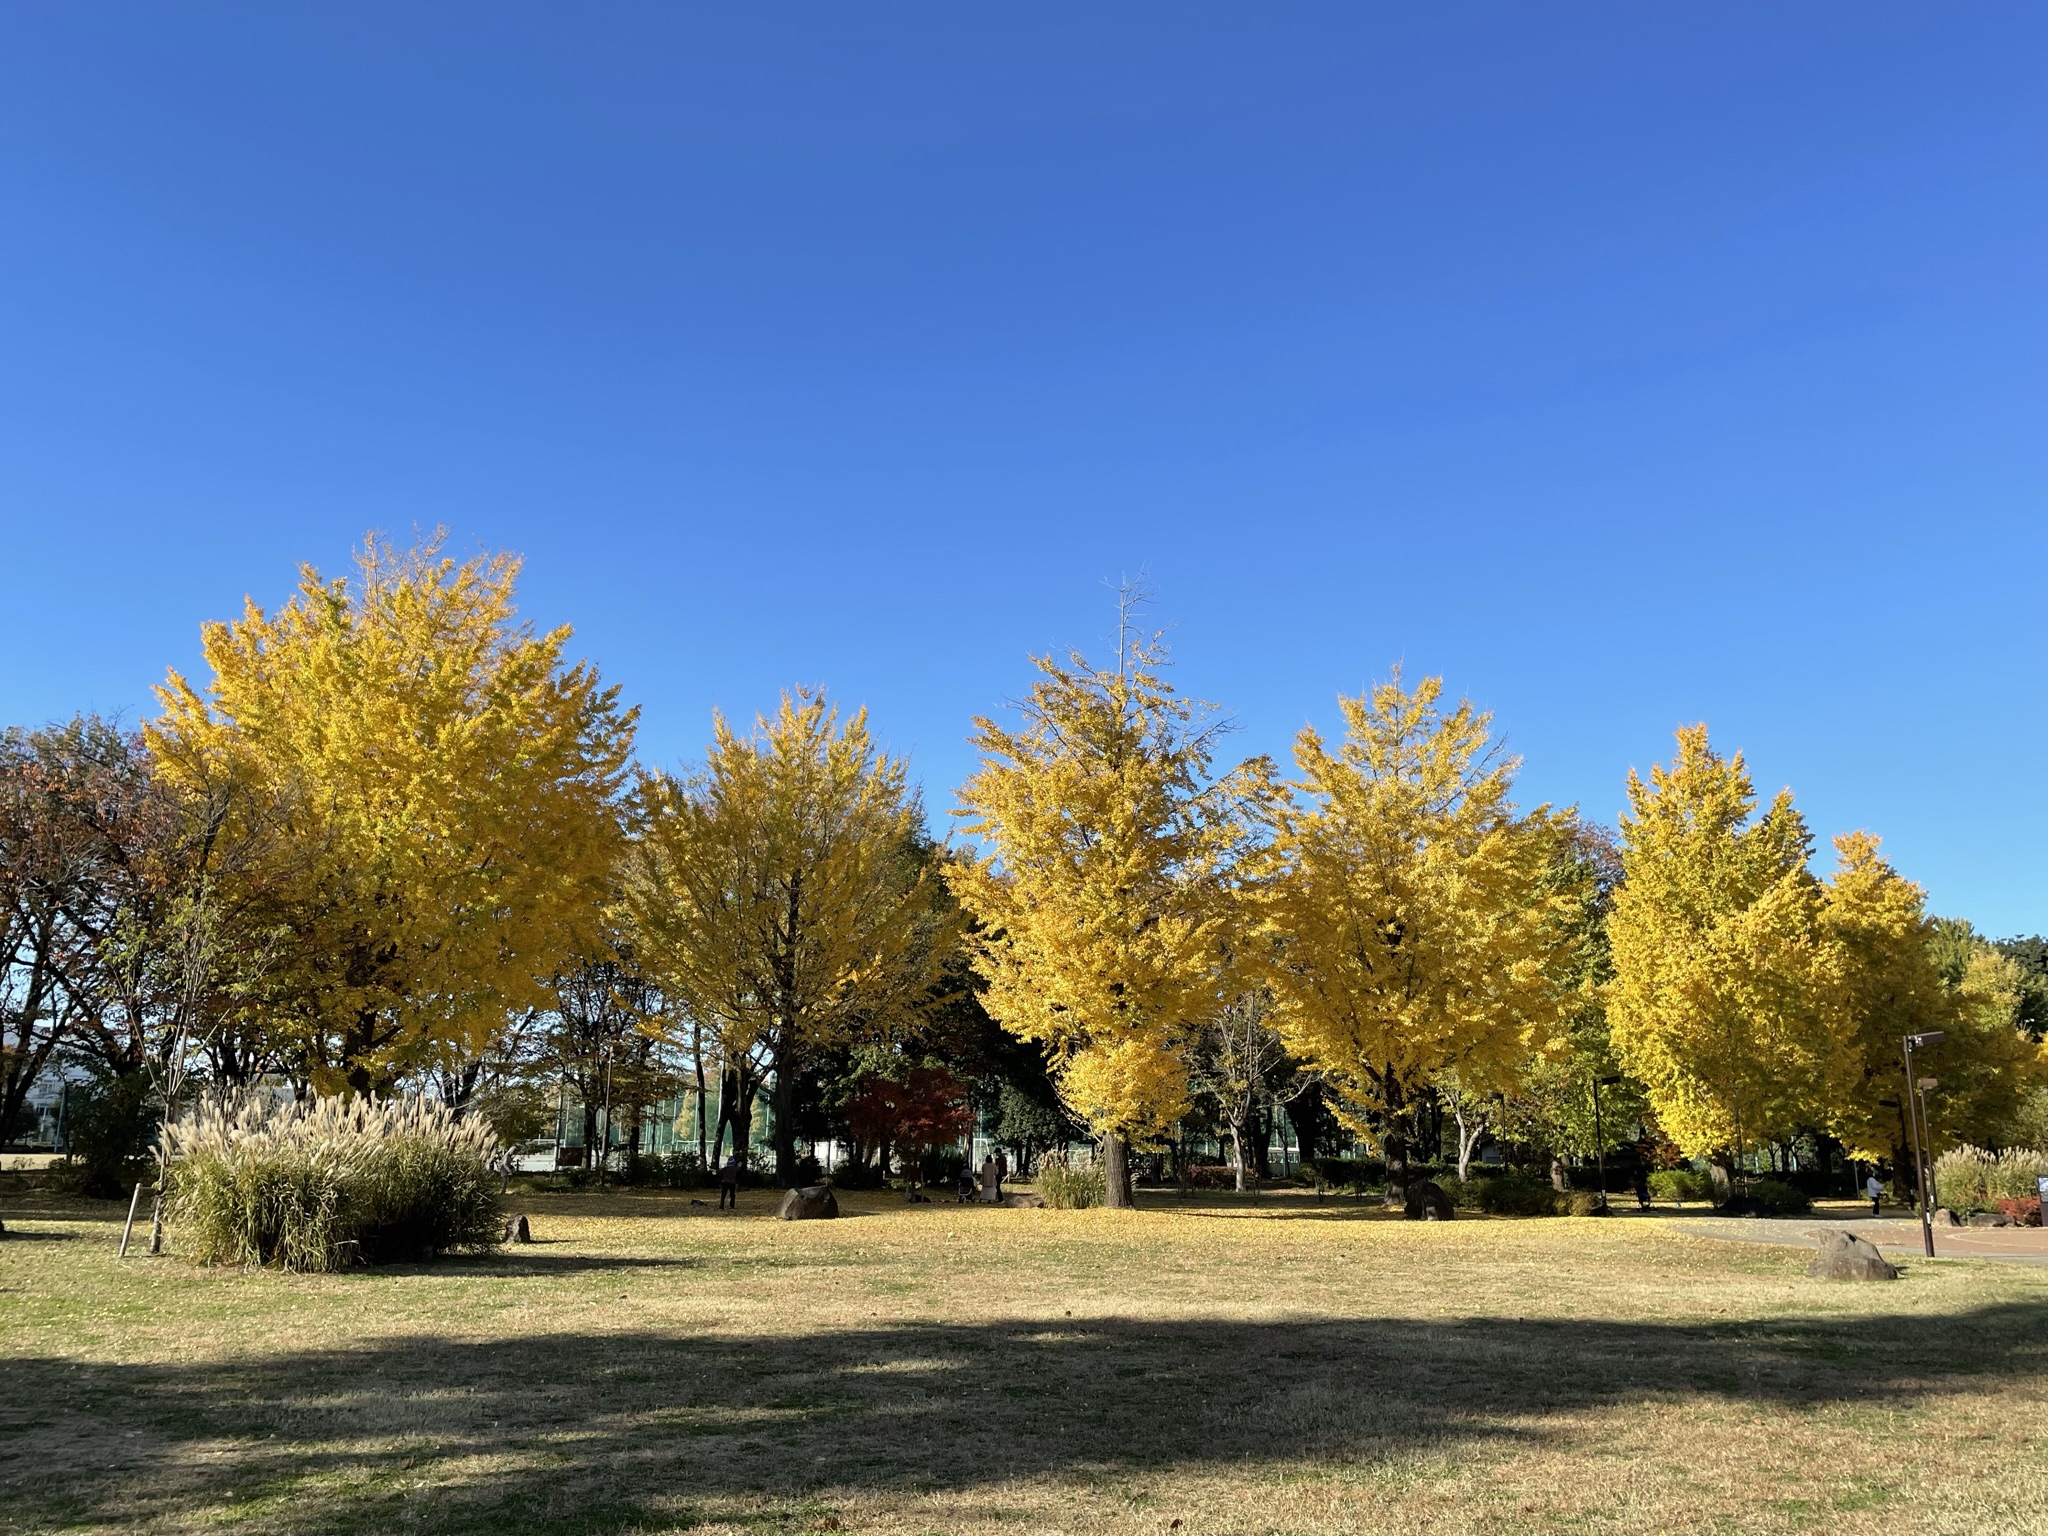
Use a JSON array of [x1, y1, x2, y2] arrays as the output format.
[[1453, 1103, 1486, 1181], [728, 1066, 759, 1173], [1228, 1121, 1249, 1192], [1250, 1103, 1273, 1179], [770, 1042, 798, 1186], [1382, 1075, 1410, 1208], [1101, 1133, 1133, 1209], [691, 1022, 709, 1170], [1288, 1080, 1327, 1164]]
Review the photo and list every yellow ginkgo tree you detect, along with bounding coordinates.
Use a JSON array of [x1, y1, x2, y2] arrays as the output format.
[[1606, 726, 1845, 1164], [148, 533, 636, 1095], [1262, 671, 1572, 1199], [630, 689, 951, 1183], [948, 604, 1269, 1207]]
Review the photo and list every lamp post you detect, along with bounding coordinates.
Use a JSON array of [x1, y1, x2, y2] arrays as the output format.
[[1903, 1031, 1945, 1257], [1593, 1073, 1624, 1214]]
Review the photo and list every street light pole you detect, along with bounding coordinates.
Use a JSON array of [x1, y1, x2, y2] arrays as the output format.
[[1904, 1031, 1945, 1258]]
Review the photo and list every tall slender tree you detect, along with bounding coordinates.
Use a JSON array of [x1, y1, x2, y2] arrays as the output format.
[[631, 690, 949, 1183], [948, 598, 1268, 1208], [1607, 726, 1843, 1163], [1261, 671, 1572, 1199]]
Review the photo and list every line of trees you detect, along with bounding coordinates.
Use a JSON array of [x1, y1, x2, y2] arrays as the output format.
[[6, 538, 2045, 1206]]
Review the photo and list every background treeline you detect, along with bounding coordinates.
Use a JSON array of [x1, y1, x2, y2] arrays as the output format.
[[4, 538, 2044, 1205]]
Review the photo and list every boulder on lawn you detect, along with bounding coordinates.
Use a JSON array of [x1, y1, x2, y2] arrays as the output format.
[[1404, 1180, 1454, 1221], [1807, 1230, 1897, 1281], [1006, 1192, 1045, 1209], [776, 1184, 840, 1221], [1968, 1211, 2011, 1228], [1932, 1208, 1959, 1226], [502, 1213, 533, 1244]]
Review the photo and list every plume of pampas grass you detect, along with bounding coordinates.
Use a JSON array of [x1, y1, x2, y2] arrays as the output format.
[[166, 1093, 502, 1271]]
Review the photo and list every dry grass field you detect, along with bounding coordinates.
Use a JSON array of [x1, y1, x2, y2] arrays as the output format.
[[4, 1186, 2045, 1536]]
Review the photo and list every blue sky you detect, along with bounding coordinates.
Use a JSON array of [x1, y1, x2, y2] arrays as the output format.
[[2, 6, 2042, 932]]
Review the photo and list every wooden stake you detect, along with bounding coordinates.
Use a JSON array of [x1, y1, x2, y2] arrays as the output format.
[[117, 1181, 145, 1258]]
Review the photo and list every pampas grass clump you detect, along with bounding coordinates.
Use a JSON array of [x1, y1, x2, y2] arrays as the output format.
[[1035, 1152, 1106, 1210], [1932, 1145, 2048, 1217], [166, 1094, 503, 1270]]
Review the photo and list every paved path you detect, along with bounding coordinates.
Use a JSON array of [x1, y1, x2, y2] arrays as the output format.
[[1676, 1213, 2048, 1267]]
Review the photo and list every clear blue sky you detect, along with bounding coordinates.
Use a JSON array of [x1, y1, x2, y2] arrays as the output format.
[[2, 6, 2042, 932]]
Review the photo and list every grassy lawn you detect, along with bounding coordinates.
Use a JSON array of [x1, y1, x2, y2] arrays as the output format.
[[4, 1186, 2045, 1536]]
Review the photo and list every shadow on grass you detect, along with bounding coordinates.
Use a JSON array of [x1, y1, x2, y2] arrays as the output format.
[[9, 1299, 2047, 1535]]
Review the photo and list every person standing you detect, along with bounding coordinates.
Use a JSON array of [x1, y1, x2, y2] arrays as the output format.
[[718, 1156, 740, 1212], [1866, 1170, 1883, 1217]]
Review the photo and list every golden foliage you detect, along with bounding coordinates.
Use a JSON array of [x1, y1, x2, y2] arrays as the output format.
[[1262, 671, 1572, 1148], [947, 622, 1268, 1148], [147, 533, 635, 1093], [1607, 726, 1845, 1158], [630, 689, 950, 1169]]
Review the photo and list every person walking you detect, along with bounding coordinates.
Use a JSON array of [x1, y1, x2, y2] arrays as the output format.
[[718, 1155, 740, 1212], [1866, 1170, 1883, 1217]]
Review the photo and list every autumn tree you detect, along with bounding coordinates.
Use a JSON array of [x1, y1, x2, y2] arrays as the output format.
[[844, 1064, 973, 1187], [1607, 726, 1844, 1164], [1188, 989, 1306, 1191], [1262, 672, 1571, 1199], [949, 606, 1267, 1208], [1820, 832, 1956, 1173], [631, 690, 949, 1184], [1491, 822, 1651, 1174], [149, 534, 636, 1095], [0, 720, 105, 1144], [544, 933, 671, 1187], [1900, 921, 2048, 1146]]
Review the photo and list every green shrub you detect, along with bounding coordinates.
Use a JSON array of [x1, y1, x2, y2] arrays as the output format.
[[1308, 1156, 1385, 1191], [1728, 1177, 1810, 1216], [165, 1094, 502, 1271], [52, 1073, 157, 1199], [1932, 1146, 2048, 1217], [1648, 1169, 1715, 1205], [1035, 1153, 1105, 1210], [622, 1149, 705, 1189], [1474, 1172, 1561, 1216]]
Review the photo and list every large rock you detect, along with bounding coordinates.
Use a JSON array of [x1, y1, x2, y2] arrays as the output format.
[[1968, 1211, 2011, 1228], [1404, 1180, 1454, 1222], [1807, 1230, 1898, 1281], [1005, 1192, 1045, 1209], [502, 1213, 533, 1244], [1932, 1208, 1959, 1226], [776, 1184, 840, 1221]]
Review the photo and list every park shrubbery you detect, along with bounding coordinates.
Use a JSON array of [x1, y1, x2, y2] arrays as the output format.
[[1469, 1172, 1562, 1216], [1648, 1169, 1715, 1205], [1728, 1177, 1810, 1216], [617, 1150, 706, 1189], [51, 1073, 158, 1200], [1305, 1156, 1386, 1191], [166, 1094, 502, 1271], [1035, 1153, 1105, 1209], [1932, 1145, 2048, 1217]]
